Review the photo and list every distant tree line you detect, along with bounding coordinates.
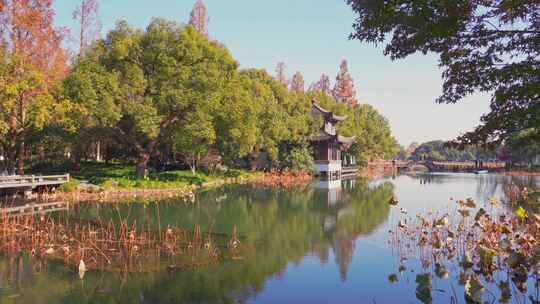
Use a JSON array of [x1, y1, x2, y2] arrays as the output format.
[[397, 139, 540, 167]]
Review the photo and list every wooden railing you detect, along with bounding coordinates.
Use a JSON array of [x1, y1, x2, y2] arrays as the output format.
[[0, 174, 70, 189], [0, 201, 68, 217]]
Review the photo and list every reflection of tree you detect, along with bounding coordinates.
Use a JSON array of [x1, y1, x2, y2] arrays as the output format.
[[333, 237, 355, 282], [408, 173, 540, 203], [0, 181, 394, 303]]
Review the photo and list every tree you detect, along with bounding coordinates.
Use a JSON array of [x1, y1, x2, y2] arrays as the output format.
[[290, 71, 305, 93], [214, 69, 312, 169], [73, 0, 102, 56], [172, 110, 215, 174], [0, 51, 48, 173], [61, 55, 121, 168], [275, 62, 287, 86], [278, 145, 314, 172], [308, 73, 331, 95], [410, 140, 497, 162], [346, 0, 540, 145], [189, 0, 209, 37], [504, 129, 540, 167], [0, 0, 68, 81], [333, 60, 358, 106], [75, 20, 237, 177], [0, 0, 68, 174]]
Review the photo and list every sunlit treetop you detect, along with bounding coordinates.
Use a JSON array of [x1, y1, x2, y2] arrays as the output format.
[[189, 0, 209, 37], [333, 60, 358, 107]]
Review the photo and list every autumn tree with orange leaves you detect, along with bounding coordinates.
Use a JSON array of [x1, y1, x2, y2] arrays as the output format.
[[0, 0, 68, 174], [333, 60, 358, 107]]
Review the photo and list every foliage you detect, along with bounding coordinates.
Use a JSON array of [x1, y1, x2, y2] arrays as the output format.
[[390, 194, 540, 303], [346, 0, 540, 146], [216, 69, 312, 166], [308, 73, 331, 95], [503, 129, 540, 165], [278, 145, 314, 172], [289, 71, 305, 93], [171, 109, 216, 173], [29, 161, 255, 190], [0, 7, 400, 178], [411, 140, 497, 161], [0, 0, 68, 174], [69, 19, 237, 176], [0, 50, 56, 173], [332, 60, 358, 106], [274, 62, 287, 86], [59, 179, 81, 193], [189, 0, 209, 37]]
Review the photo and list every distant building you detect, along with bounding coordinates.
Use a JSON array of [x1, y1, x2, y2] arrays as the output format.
[[311, 100, 356, 178]]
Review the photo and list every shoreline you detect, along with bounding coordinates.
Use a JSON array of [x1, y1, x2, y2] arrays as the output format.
[[55, 174, 265, 203], [502, 170, 540, 177], [33, 164, 397, 204]]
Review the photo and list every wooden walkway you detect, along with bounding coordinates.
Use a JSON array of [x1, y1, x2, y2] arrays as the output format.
[[0, 174, 70, 191], [0, 201, 69, 217]]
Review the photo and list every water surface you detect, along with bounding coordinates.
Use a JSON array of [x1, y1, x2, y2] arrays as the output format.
[[0, 173, 538, 303]]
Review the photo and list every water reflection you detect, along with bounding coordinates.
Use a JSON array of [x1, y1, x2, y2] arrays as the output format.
[[0, 178, 394, 303]]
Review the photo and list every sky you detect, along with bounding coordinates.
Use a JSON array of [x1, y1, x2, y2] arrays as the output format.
[[52, 0, 491, 147]]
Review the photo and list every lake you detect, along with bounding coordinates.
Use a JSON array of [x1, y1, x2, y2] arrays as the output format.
[[0, 173, 538, 303]]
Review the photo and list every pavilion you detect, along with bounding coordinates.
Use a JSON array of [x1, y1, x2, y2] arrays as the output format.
[[311, 100, 356, 178]]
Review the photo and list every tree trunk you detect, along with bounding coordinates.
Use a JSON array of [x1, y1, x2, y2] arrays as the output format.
[[248, 153, 258, 171], [136, 154, 150, 178], [5, 148, 16, 175], [189, 158, 197, 174], [96, 141, 102, 162], [38, 145, 46, 162], [17, 141, 25, 176]]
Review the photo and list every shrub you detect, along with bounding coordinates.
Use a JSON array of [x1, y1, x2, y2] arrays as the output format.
[[59, 180, 80, 193], [279, 146, 314, 173]]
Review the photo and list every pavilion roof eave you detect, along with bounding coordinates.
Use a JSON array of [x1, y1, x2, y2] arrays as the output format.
[[338, 135, 356, 149], [312, 100, 348, 122], [337, 135, 356, 144]]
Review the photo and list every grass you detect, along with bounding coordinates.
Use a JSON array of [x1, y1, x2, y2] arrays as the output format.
[[29, 161, 258, 190]]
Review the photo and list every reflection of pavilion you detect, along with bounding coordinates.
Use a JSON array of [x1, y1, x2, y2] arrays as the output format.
[[312, 177, 358, 282], [313, 177, 358, 206], [314, 179, 342, 206]]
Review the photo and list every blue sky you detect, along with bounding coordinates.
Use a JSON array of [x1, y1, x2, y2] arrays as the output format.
[[52, 0, 490, 146]]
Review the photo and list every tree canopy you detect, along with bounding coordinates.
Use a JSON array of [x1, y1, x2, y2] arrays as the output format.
[[64, 19, 237, 176], [0, 3, 400, 176], [346, 0, 540, 146]]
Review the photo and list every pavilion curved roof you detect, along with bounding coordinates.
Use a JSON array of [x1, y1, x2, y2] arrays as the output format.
[[312, 100, 348, 122], [338, 135, 356, 148]]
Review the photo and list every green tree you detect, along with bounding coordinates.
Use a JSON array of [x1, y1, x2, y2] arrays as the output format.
[[60, 56, 121, 168], [216, 69, 311, 169], [346, 0, 540, 146], [505, 129, 540, 166], [171, 109, 216, 173], [70, 19, 237, 177], [0, 50, 57, 173]]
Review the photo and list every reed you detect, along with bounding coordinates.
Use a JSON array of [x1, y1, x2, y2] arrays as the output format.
[[255, 169, 312, 188], [0, 208, 243, 274]]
